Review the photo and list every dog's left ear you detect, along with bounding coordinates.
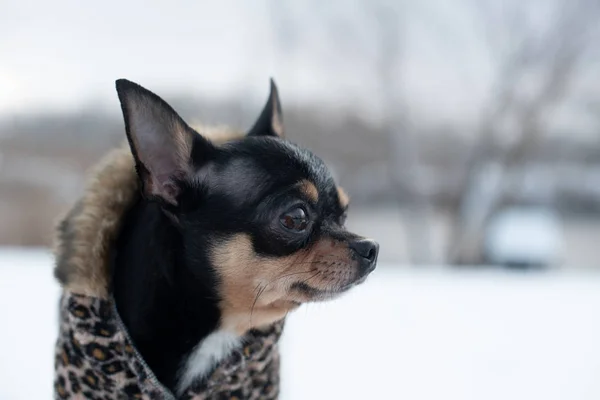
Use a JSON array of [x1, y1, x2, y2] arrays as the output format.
[[247, 78, 284, 138]]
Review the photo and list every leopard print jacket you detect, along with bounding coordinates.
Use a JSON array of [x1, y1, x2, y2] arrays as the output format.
[[54, 294, 283, 400], [53, 127, 285, 399]]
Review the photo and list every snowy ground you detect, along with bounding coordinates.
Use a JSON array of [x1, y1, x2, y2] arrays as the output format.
[[1, 248, 600, 399]]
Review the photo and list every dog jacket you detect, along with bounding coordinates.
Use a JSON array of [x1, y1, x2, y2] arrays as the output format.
[[53, 127, 284, 400]]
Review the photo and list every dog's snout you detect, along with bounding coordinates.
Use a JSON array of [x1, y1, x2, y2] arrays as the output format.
[[349, 239, 379, 272], [350, 239, 379, 262]]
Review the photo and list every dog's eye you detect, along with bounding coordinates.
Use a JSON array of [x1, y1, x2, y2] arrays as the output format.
[[280, 207, 308, 232]]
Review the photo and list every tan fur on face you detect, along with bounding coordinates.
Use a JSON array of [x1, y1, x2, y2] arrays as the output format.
[[337, 186, 349, 209], [53, 125, 244, 298], [211, 233, 358, 335], [298, 180, 319, 203]]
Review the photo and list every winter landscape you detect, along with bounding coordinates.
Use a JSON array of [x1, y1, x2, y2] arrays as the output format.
[[2, 0, 600, 399]]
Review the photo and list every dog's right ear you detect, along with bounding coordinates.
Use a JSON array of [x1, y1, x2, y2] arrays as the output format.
[[115, 79, 212, 206], [247, 78, 284, 138]]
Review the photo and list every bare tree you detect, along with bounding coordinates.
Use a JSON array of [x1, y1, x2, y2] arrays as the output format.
[[448, 0, 599, 265]]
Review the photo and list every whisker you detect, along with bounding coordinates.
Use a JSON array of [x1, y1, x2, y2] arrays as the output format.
[[276, 270, 316, 280], [247, 253, 342, 321], [250, 283, 267, 326], [248, 268, 318, 320], [299, 271, 322, 285], [284, 258, 338, 268]]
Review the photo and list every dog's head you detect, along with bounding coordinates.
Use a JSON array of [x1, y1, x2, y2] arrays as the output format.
[[116, 79, 378, 334]]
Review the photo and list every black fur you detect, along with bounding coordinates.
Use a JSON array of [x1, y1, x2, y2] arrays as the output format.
[[112, 198, 221, 390], [111, 79, 378, 393]]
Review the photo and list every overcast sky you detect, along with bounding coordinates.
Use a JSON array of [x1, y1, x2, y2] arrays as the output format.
[[1, 0, 598, 136]]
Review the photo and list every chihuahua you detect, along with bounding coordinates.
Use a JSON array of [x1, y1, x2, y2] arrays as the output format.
[[111, 79, 379, 394]]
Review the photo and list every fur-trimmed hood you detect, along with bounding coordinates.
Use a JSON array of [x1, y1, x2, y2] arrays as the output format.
[[54, 125, 244, 298], [53, 126, 284, 400]]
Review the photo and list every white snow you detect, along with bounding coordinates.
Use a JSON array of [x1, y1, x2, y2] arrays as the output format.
[[0, 248, 60, 400], [1, 248, 600, 399]]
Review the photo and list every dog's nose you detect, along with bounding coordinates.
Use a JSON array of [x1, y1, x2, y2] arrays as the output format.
[[349, 239, 379, 272]]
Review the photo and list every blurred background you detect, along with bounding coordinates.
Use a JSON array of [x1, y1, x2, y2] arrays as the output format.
[[2, 0, 600, 399]]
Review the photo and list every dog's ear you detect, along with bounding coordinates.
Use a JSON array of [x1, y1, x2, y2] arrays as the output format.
[[115, 79, 211, 206], [247, 78, 284, 138]]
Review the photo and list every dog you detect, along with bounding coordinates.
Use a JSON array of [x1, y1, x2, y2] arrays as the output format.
[[101, 78, 379, 395]]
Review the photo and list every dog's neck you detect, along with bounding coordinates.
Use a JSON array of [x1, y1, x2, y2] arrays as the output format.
[[112, 197, 232, 392]]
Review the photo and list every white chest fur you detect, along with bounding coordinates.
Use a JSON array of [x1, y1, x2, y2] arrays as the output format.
[[176, 330, 241, 395]]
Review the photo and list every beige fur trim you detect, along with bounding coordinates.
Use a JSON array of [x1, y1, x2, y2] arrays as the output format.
[[53, 124, 244, 298]]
